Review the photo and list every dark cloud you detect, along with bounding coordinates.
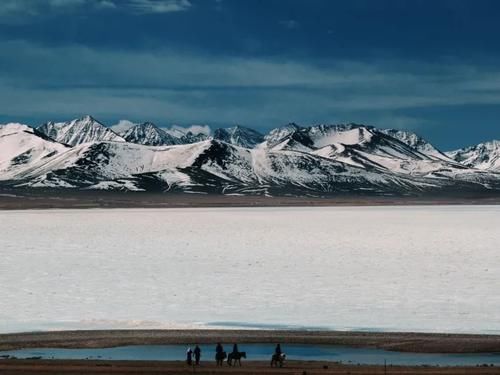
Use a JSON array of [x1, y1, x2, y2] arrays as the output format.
[[1, 0, 500, 149]]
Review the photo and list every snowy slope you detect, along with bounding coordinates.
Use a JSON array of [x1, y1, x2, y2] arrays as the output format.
[[447, 140, 500, 171], [16, 140, 214, 190], [380, 129, 453, 161], [8, 136, 441, 195], [37, 115, 125, 146], [0, 123, 69, 181]]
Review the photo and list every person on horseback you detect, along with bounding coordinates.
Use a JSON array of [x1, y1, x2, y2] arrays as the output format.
[[271, 344, 286, 367], [228, 344, 245, 366]]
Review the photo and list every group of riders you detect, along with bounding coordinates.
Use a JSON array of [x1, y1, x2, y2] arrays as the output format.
[[185, 343, 286, 367]]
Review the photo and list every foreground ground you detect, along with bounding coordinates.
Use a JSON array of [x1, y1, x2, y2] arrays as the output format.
[[1, 359, 500, 375], [2, 330, 500, 353], [1, 187, 500, 209]]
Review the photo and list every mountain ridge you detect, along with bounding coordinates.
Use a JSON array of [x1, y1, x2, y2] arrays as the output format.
[[2, 116, 499, 196]]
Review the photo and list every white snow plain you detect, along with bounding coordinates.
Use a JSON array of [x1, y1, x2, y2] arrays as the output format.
[[1, 206, 499, 334]]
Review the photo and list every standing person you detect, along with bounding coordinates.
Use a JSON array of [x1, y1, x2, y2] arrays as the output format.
[[186, 347, 193, 366], [194, 345, 201, 365], [215, 343, 224, 366]]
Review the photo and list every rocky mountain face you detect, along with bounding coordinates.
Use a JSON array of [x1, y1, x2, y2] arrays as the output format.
[[121, 122, 179, 146], [2, 117, 500, 196], [213, 125, 264, 148]]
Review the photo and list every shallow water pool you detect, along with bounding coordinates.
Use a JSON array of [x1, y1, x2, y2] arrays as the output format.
[[1, 344, 500, 366]]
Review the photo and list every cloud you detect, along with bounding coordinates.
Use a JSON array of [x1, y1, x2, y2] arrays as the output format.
[[0, 0, 196, 24], [110, 119, 136, 133], [95, 0, 117, 9], [0, 0, 190, 24], [3, 40, 500, 131], [369, 115, 431, 131], [126, 0, 192, 14], [48, 0, 87, 7], [0, 0, 40, 18], [279, 19, 299, 29], [0, 0, 116, 23]]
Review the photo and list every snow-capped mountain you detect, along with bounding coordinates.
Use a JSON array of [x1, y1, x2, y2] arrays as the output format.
[[37, 115, 125, 146], [2, 117, 500, 196], [0, 123, 69, 181], [447, 140, 500, 171], [122, 122, 179, 146], [263, 123, 302, 148], [260, 124, 466, 176], [160, 127, 209, 144], [213, 125, 264, 148], [178, 131, 209, 144], [116, 122, 210, 146]]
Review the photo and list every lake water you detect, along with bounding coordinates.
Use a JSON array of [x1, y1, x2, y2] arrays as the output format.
[[1, 206, 499, 333], [1, 344, 500, 366]]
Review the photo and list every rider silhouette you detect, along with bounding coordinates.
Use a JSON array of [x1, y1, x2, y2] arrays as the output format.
[[275, 344, 282, 356]]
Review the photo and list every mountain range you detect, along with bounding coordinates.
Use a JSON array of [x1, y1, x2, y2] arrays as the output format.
[[1, 115, 499, 197]]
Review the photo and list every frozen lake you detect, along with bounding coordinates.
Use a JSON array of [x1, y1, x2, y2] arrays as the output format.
[[1, 206, 499, 334]]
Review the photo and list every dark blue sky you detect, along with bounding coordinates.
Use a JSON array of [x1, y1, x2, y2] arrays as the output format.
[[1, 0, 500, 149]]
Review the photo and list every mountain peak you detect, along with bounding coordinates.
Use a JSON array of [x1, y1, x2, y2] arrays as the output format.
[[77, 115, 101, 124], [213, 125, 264, 148], [141, 121, 158, 128], [36, 116, 124, 146], [122, 122, 178, 146]]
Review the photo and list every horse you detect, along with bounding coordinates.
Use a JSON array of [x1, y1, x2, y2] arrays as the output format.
[[270, 353, 286, 367], [215, 351, 227, 366], [227, 351, 246, 366]]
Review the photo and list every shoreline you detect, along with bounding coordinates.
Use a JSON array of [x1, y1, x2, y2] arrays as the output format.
[[2, 359, 500, 374], [1, 189, 500, 210], [2, 329, 500, 354]]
